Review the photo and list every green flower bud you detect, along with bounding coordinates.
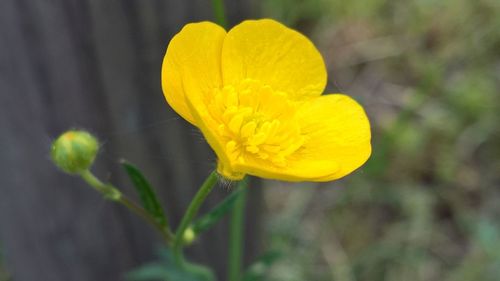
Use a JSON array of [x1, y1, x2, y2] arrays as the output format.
[[51, 130, 99, 174], [182, 227, 196, 245]]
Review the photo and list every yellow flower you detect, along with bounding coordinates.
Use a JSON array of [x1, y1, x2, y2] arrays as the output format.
[[162, 19, 371, 182]]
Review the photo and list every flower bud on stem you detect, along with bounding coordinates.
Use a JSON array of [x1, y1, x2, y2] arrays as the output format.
[[51, 130, 99, 174], [51, 130, 173, 245], [182, 227, 196, 246]]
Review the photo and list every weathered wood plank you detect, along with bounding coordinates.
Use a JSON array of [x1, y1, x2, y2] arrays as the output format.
[[0, 0, 258, 280]]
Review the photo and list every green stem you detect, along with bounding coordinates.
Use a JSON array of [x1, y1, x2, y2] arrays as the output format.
[[212, 0, 227, 28], [79, 169, 121, 199], [173, 171, 219, 266], [228, 178, 248, 281], [119, 196, 174, 244], [79, 170, 174, 245]]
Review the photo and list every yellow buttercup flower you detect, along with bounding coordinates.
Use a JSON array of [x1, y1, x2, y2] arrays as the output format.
[[162, 19, 371, 182]]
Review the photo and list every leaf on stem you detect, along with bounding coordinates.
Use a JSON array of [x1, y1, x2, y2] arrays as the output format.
[[126, 248, 215, 281], [121, 160, 169, 230]]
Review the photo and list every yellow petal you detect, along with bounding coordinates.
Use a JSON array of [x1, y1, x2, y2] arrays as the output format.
[[232, 94, 371, 182], [182, 82, 236, 176], [221, 19, 327, 100], [161, 22, 226, 125], [296, 94, 372, 181], [234, 158, 341, 182]]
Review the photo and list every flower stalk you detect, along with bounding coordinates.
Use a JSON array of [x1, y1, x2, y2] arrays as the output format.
[[79, 170, 174, 245], [173, 171, 219, 266], [212, 0, 227, 28], [228, 178, 248, 281]]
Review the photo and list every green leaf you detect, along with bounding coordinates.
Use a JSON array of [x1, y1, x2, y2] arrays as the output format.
[[126, 262, 215, 281], [242, 250, 282, 281], [121, 160, 169, 230], [126, 263, 171, 281], [127, 248, 215, 281], [191, 186, 245, 235]]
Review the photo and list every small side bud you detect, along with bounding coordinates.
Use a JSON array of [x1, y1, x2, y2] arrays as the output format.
[[51, 130, 99, 174], [182, 227, 196, 245]]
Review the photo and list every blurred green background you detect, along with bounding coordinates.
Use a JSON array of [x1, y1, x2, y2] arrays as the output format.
[[259, 0, 500, 280]]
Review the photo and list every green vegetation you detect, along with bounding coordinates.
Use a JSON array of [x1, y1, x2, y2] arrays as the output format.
[[260, 0, 500, 280]]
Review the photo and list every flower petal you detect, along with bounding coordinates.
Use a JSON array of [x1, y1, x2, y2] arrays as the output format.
[[183, 82, 238, 178], [221, 19, 327, 100], [296, 94, 372, 181], [232, 94, 371, 182], [234, 158, 341, 182], [162, 22, 226, 125]]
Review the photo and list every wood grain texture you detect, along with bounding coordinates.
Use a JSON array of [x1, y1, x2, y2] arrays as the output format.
[[0, 0, 261, 280]]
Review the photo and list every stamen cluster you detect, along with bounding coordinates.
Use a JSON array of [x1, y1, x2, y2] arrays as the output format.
[[208, 79, 305, 167]]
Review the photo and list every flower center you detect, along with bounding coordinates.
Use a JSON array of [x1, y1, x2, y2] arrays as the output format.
[[208, 79, 305, 167]]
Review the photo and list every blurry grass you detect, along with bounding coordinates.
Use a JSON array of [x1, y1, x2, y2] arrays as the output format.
[[260, 0, 500, 280]]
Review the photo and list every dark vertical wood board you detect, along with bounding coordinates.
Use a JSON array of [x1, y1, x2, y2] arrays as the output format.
[[0, 0, 258, 280]]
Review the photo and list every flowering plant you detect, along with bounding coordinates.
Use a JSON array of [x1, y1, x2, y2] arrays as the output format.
[[51, 16, 370, 281]]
